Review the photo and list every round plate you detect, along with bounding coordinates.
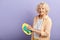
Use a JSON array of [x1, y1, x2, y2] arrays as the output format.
[[22, 23, 32, 35]]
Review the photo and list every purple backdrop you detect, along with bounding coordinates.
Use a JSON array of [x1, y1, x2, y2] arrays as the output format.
[[0, 0, 60, 40]]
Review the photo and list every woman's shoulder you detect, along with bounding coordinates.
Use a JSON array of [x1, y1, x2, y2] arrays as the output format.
[[45, 15, 52, 24], [33, 16, 38, 20], [33, 16, 39, 23]]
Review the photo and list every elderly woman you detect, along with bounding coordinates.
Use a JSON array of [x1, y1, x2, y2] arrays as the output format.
[[27, 2, 52, 40]]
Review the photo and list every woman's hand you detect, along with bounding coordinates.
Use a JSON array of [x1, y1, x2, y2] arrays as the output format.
[[27, 25, 33, 30]]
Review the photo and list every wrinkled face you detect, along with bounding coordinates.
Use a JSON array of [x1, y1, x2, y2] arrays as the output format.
[[37, 4, 47, 15]]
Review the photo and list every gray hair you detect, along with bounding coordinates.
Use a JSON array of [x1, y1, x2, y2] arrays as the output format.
[[37, 2, 50, 13]]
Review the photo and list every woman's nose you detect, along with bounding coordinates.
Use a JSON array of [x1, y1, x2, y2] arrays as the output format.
[[40, 9, 43, 12]]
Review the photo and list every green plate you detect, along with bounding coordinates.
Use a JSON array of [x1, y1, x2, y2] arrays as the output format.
[[22, 23, 32, 35]]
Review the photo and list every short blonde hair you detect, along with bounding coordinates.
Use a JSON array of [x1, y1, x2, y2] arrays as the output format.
[[37, 2, 50, 14]]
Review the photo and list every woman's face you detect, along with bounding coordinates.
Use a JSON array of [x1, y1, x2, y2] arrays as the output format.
[[37, 4, 47, 15]]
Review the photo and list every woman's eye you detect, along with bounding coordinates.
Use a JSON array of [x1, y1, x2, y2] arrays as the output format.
[[38, 8, 41, 9]]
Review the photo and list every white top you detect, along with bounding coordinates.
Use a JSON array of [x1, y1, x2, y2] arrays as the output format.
[[34, 19, 43, 38]]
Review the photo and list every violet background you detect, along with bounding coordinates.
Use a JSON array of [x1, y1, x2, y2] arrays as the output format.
[[0, 0, 60, 40]]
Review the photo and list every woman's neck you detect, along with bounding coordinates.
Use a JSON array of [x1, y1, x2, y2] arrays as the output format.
[[38, 14, 47, 19]]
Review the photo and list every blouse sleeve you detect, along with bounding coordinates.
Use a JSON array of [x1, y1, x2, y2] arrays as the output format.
[[41, 17, 52, 37]]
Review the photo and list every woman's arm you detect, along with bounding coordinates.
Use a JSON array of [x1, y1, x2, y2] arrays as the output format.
[[40, 18, 52, 37]]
